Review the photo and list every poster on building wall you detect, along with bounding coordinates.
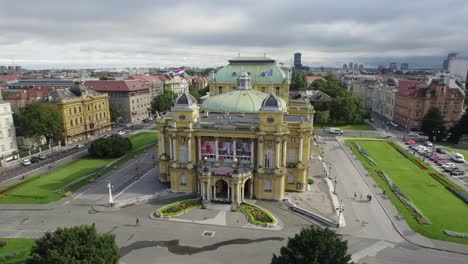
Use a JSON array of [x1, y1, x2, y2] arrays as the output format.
[[201, 141, 216, 155], [218, 142, 233, 156], [236, 142, 251, 157]]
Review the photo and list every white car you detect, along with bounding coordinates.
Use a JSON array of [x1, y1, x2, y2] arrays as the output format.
[[75, 144, 84, 149], [117, 131, 126, 136], [408, 132, 419, 137], [441, 163, 455, 169], [22, 159, 32, 166], [424, 141, 433, 147]]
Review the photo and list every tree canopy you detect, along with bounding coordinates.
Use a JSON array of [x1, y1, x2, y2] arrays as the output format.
[[449, 111, 468, 143], [421, 106, 447, 141], [150, 89, 177, 114], [27, 224, 119, 264], [290, 70, 308, 91], [88, 136, 132, 158], [15, 102, 64, 143], [271, 226, 352, 264], [109, 104, 120, 123]]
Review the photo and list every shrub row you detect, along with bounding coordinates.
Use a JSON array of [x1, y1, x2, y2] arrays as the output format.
[[443, 230, 468, 239], [376, 169, 431, 225], [237, 203, 276, 227], [354, 142, 377, 166], [156, 199, 202, 217]]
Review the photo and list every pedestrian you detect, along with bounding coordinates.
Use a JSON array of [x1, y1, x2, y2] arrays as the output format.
[[370, 195, 372, 201], [383, 190, 386, 196], [354, 192, 357, 199], [136, 217, 140, 227], [360, 193, 362, 200]]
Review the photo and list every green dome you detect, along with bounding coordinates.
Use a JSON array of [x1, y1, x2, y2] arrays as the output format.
[[201, 89, 286, 113]]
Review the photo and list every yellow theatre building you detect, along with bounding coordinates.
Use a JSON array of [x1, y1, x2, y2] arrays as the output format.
[[156, 57, 315, 206]]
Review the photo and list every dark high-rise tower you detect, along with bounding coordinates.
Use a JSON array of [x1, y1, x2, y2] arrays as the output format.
[[294, 52, 302, 68]]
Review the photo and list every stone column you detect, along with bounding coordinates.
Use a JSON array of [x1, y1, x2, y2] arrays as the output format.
[[227, 184, 230, 201], [258, 139, 263, 167], [198, 136, 202, 161], [276, 139, 280, 168], [233, 138, 237, 161], [172, 136, 177, 161], [231, 184, 235, 202], [237, 183, 242, 204], [187, 134, 192, 163], [161, 132, 165, 155], [207, 180, 211, 200], [240, 184, 244, 202], [299, 136, 304, 162], [213, 182, 217, 200], [283, 140, 287, 167], [249, 180, 253, 199], [250, 139, 254, 164], [201, 181, 205, 200], [215, 137, 219, 161], [169, 136, 173, 160]]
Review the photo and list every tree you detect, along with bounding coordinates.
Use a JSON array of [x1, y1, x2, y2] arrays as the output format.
[[27, 224, 119, 264], [449, 111, 468, 143], [290, 70, 308, 91], [109, 105, 120, 123], [150, 89, 177, 114], [88, 136, 132, 158], [16, 103, 63, 143], [315, 110, 330, 128], [271, 226, 352, 264], [421, 106, 447, 141]]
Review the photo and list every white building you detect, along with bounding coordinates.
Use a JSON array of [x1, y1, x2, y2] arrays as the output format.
[[448, 58, 468, 80], [0, 101, 17, 158], [366, 78, 398, 122]]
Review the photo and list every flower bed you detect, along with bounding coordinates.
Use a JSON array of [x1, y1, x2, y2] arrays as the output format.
[[156, 199, 202, 217], [237, 203, 277, 227]]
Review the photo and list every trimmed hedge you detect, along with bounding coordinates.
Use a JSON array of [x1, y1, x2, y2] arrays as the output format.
[[237, 203, 277, 227], [156, 199, 202, 217]]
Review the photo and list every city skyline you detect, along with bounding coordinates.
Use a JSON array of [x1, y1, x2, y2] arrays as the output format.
[[1, 0, 468, 69]]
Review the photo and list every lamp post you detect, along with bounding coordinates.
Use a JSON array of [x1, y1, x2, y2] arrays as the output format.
[[204, 156, 208, 170], [336, 200, 344, 227], [234, 158, 238, 173], [107, 182, 114, 206]]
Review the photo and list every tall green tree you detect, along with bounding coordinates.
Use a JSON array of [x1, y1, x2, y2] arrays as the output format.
[[290, 70, 308, 91], [16, 103, 63, 143], [27, 224, 119, 264], [449, 111, 468, 143], [150, 89, 177, 113], [109, 104, 120, 123], [421, 106, 447, 141], [316, 110, 330, 128], [271, 226, 352, 264]]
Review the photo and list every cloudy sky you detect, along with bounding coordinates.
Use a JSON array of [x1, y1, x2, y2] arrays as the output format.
[[1, 0, 467, 69]]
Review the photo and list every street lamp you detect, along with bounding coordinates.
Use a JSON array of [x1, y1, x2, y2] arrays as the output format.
[[336, 200, 344, 227], [233, 158, 238, 173], [203, 157, 208, 172]]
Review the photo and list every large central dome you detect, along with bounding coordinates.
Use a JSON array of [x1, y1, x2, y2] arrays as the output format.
[[201, 72, 286, 113]]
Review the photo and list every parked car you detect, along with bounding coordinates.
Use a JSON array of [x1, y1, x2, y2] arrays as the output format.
[[423, 152, 433, 158], [424, 141, 433, 147], [30, 156, 40, 163], [38, 154, 47, 160], [450, 152, 465, 163], [329, 127, 343, 134], [451, 169, 465, 176], [436, 148, 447, 154], [408, 132, 419, 137], [443, 166, 459, 172], [147, 117, 154, 121], [117, 130, 126, 136], [441, 163, 456, 170], [405, 140, 416, 145], [429, 154, 440, 161], [22, 159, 32, 166], [75, 144, 84, 149], [436, 159, 448, 166]]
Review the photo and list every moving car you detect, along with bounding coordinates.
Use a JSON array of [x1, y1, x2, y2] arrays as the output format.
[[329, 127, 343, 134], [390, 121, 398, 128], [117, 130, 126, 136], [22, 159, 32, 166], [75, 144, 84, 149], [408, 132, 419, 137], [38, 154, 47, 160], [405, 140, 416, 145], [424, 141, 433, 147], [30, 156, 40, 163], [450, 152, 465, 163], [436, 148, 447, 154]]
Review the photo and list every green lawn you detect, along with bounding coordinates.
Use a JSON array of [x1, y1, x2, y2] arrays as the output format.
[[129, 132, 157, 149], [0, 238, 35, 264], [437, 142, 468, 157], [318, 123, 376, 131], [0, 132, 158, 204], [347, 140, 468, 244]]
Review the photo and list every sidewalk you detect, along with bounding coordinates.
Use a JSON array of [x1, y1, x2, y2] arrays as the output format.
[[336, 137, 468, 255]]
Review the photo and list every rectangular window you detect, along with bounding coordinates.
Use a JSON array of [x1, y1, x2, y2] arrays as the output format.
[[264, 180, 272, 192], [287, 174, 294, 184], [275, 87, 280, 95], [261, 87, 266, 93], [180, 175, 187, 185], [288, 149, 297, 162], [218, 87, 222, 94], [291, 137, 296, 143]]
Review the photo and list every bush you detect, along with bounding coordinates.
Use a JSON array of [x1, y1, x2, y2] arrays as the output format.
[[0, 241, 5, 248], [308, 178, 314, 185], [88, 136, 132, 158]]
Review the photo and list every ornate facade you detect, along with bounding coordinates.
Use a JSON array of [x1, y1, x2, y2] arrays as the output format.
[[157, 67, 314, 206]]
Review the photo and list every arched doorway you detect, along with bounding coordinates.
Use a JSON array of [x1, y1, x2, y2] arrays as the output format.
[[214, 179, 229, 200], [243, 179, 252, 199]]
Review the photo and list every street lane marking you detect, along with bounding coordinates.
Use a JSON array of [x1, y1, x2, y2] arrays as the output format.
[[351, 240, 395, 262]]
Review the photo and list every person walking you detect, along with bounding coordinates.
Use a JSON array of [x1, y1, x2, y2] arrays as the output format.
[[354, 192, 357, 199], [136, 217, 140, 227], [360, 193, 362, 200]]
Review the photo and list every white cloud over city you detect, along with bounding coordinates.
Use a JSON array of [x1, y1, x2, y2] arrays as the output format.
[[0, 0, 467, 68]]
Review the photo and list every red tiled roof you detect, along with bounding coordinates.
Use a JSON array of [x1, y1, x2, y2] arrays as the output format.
[[397, 79, 421, 96], [3, 87, 52, 99], [306, 76, 325, 82], [128, 75, 164, 82], [83, 80, 147, 92], [0, 74, 21, 82]]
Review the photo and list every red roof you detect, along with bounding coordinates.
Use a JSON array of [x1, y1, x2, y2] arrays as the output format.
[[3, 87, 52, 99], [128, 75, 164, 82], [306, 76, 325, 83], [397, 79, 421, 96], [84, 80, 147, 92], [0, 74, 21, 82]]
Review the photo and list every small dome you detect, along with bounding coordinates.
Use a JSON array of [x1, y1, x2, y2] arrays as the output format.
[[260, 92, 283, 112], [173, 92, 197, 110], [386, 77, 399, 86]]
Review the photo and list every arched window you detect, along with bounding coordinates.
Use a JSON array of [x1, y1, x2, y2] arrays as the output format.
[[180, 175, 187, 185], [264, 180, 272, 192]]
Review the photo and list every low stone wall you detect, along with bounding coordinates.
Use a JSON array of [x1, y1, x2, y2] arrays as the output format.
[[283, 198, 338, 227]]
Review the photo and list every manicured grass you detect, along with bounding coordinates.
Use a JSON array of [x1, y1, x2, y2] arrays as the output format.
[[156, 199, 202, 217], [0, 238, 35, 264], [129, 132, 157, 149], [347, 140, 468, 244], [318, 123, 376, 131], [0, 158, 112, 204], [345, 136, 387, 139], [0, 132, 158, 204]]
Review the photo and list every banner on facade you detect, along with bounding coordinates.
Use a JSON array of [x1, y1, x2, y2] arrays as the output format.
[[236, 142, 251, 157], [201, 141, 216, 155], [218, 142, 233, 156]]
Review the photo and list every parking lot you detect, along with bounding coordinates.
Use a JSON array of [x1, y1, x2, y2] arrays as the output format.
[[406, 141, 468, 188]]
